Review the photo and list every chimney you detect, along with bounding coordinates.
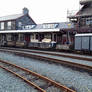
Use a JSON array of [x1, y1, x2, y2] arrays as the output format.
[[23, 7, 29, 15]]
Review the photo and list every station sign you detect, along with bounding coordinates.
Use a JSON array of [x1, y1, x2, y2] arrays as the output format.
[[42, 23, 59, 29], [22, 25, 36, 30]]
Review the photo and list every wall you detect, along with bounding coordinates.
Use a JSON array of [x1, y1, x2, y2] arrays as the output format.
[[15, 14, 36, 30]]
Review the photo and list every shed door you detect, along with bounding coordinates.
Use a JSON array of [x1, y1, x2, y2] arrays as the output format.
[[90, 37, 92, 51], [25, 34, 30, 42], [82, 36, 89, 50], [75, 37, 82, 50]]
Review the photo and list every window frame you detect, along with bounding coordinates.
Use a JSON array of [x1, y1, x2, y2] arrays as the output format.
[[1, 22, 4, 30], [7, 21, 12, 30]]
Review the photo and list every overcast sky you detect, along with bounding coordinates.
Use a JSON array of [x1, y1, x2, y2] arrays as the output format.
[[0, 0, 80, 23]]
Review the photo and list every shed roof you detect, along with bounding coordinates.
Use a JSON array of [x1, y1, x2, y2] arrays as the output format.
[[75, 33, 92, 36], [0, 14, 24, 22], [0, 22, 74, 33]]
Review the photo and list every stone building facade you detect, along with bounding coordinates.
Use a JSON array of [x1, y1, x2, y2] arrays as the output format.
[[0, 8, 36, 31]]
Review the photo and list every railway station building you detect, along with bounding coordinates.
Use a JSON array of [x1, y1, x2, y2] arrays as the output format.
[[0, 7, 75, 49], [0, 0, 92, 50], [68, 0, 92, 33]]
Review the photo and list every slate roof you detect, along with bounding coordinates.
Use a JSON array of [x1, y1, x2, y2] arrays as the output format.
[[22, 22, 74, 30], [58, 22, 74, 29], [75, 33, 92, 37], [0, 14, 24, 22], [80, 0, 92, 5], [0, 22, 74, 33], [36, 22, 74, 29], [76, 4, 92, 17], [68, 3, 92, 18]]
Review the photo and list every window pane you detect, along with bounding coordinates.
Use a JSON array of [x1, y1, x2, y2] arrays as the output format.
[[11, 21, 15, 30], [7, 34, 12, 41], [7, 21, 11, 29], [18, 34, 24, 41], [1, 22, 4, 30], [18, 22, 22, 27]]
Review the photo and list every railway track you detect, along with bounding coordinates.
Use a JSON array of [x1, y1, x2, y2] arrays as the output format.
[[0, 47, 92, 62], [0, 48, 92, 73], [0, 59, 75, 92]]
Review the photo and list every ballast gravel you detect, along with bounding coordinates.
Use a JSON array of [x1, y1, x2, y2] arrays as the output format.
[[0, 68, 38, 92], [3, 49, 92, 67], [21, 51, 92, 67], [2, 49, 92, 67], [0, 52, 92, 92], [15, 48, 92, 59]]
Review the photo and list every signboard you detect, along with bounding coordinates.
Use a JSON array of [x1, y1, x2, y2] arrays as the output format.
[[42, 23, 59, 29], [22, 25, 36, 30]]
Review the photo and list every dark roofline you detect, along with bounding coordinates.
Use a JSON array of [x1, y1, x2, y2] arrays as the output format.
[[27, 14, 36, 25], [0, 19, 16, 22], [0, 14, 25, 22], [68, 4, 92, 19], [68, 14, 92, 19], [0, 14, 36, 25], [80, 0, 92, 5]]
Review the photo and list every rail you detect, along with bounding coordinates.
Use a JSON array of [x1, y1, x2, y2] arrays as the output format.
[[0, 48, 92, 73], [0, 59, 75, 92], [0, 47, 92, 62], [11, 48, 92, 62]]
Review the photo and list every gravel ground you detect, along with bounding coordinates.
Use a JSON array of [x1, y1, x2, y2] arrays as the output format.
[[14, 50, 92, 67], [1, 47, 92, 59], [2, 48, 92, 67], [15, 48, 92, 59], [0, 68, 38, 92], [0, 52, 92, 92], [30, 52, 92, 66]]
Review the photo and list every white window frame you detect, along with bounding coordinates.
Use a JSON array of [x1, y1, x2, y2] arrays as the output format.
[[7, 21, 12, 29], [1, 22, 4, 30], [18, 22, 22, 27]]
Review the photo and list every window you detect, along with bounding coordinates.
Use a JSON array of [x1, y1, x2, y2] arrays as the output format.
[[7, 21, 11, 29], [86, 17, 92, 26], [1, 22, 4, 30], [11, 21, 15, 30], [18, 22, 22, 27], [18, 34, 24, 41], [7, 34, 12, 41], [31, 34, 34, 39], [44, 34, 51, 39], [36, 34, 38, 39]]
